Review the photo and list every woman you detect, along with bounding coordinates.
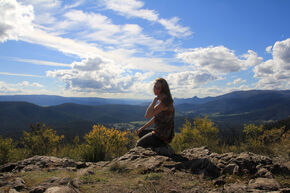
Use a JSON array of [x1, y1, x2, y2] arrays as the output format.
[[136, 78, 175, 148]]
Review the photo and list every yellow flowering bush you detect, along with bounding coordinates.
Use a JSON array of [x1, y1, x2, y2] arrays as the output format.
[[82, 124, 129, 162], [22, 123, 64, 156], [172, 116, 219, 153]]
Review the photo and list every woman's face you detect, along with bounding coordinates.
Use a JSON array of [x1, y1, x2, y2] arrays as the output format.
[[153, 81, 162, 96]]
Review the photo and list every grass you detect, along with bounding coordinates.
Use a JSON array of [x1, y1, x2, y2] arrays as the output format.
[[274, 174, 290, 188], [19, 169, 77, 188], [143, 173, 162, 181], [108, 162, 128, 173]]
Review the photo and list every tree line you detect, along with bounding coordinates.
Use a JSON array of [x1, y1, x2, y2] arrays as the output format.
[[1, 116, 289, 165]]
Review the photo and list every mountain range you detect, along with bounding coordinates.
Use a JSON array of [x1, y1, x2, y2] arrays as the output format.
[[0, 90, 289, 139]]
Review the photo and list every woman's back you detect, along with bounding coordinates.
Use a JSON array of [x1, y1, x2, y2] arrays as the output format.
[[154, 107, 175, 143]]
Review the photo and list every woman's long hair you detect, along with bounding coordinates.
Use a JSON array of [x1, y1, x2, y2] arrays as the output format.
[[155, 78, 174, 107]]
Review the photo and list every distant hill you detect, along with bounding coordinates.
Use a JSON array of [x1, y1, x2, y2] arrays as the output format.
[[0, 102, 147, 138], [175, 90, 290, 134], [1, 90, 289, 139], [0, 95, 149, 106]]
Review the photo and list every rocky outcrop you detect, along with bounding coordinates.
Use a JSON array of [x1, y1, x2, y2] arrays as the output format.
[[0, 147, 289, 192]]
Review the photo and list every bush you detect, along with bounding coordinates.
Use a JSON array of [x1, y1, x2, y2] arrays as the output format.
[[82, 124, 129, 162], [22, 123, 64, 156], [172, 116, 219, 152]]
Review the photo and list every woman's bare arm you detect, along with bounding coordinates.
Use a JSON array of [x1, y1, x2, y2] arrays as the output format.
[[145, 97, 167, 118], [136, 117, 155, 135]]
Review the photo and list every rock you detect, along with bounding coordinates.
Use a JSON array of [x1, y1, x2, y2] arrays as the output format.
[[29, 186, 46, 193], [9, 189, 20, 193], [181, 146, 211, 159], [77, 166, 95, 176], [223, 183, 247, 193], [0, 163, 17, 173], [153, 145, 175, 156], [222, 164, 239, 175], [70, 178, 81, 188], [184, 158, 220, 178], [248, 177, 281, 191], [11, 177, 26, 191], [44, 186, 80, 193], [213, 178, 225, 186], [255, 167, 273, 178], [280, 188, 290, 193]]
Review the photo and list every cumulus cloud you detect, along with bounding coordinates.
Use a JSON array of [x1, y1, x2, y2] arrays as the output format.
[[266, 45, 272, 53], [176, 46, 262, 74], [254, 38, 290, 89], [100, 0, 191, 38], [166, 70, 217, 91], [0, 0, 34, 42], [47, 56, 153, 93]]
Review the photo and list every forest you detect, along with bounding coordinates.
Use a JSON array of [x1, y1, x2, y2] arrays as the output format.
[[1, 116, 289, 165]]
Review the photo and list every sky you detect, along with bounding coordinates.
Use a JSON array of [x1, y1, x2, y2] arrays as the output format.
[[0, 0, 289, 99]]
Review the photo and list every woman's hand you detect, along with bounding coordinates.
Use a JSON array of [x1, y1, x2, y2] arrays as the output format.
[[153, 96, 159, 103]]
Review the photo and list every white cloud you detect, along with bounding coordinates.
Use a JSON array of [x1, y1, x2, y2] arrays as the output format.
[[0, 72, 43, 78], [0, 0, 34, 42], [166, 70, 217, 91], [233, 78, 246, 85], [101, 0, 158, 21], [17, 81, 44, 87], [266, 45, 272, 53], [14, 58, 71, 67], [254, 38, 290, 89], [159, 17, 192, 38], [20, 0, 61, 10], [100, 0, 192, 38], [46, 57, 153, 93], [21, 28, 102, 58], [176, 46, 262, 74], [60, 9, 168, 51], [0, 81, 47, 95], [0, 81, 19, 94]]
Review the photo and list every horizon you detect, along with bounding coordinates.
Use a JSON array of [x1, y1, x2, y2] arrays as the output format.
[[0, 0, 289, 99], [1, 89, 289, 101]]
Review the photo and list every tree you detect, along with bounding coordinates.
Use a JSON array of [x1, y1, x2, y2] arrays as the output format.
[[0, 136, 14, 165]]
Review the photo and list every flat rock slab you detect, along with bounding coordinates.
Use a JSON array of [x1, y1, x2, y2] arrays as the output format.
[[248, 177, 281, 191]]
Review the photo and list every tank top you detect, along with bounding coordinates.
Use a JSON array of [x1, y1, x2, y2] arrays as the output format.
[[154, 107, 175, 143]]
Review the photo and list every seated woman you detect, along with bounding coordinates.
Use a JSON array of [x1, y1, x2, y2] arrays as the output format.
[[136, 78, 175, 148]]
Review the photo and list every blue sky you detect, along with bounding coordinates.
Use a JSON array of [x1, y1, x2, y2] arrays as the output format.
[[0, 0, 289, 99]]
